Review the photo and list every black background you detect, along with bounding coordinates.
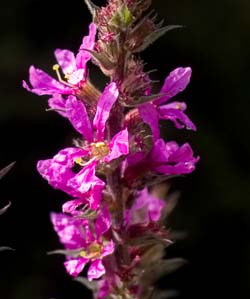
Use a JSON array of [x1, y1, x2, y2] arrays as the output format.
[[0, 0, 249, 298]]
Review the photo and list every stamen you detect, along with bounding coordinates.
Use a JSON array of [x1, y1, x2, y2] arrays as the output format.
[[52, 64, 74, 88], [90, 142, 109, 159]]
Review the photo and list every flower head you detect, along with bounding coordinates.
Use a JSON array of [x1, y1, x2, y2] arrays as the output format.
[[23, 23, 96, 98], [51, 205, 114, 279], [124, 138, 199, 186], [139, 67, 196, 140]]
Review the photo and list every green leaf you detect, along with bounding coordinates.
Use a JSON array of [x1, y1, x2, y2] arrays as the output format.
[[134, 25, 183, 53]]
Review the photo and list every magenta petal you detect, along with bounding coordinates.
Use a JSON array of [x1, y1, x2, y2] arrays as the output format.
[[37, 159, 75, 193], [155, 142, 199, 175], [48, 94, 67, 117], [158, 105, 196, 131], [127, 188, 165, 225], [67, 69, 85, 85], [23, 66, 72, 95], [53, 147, 88, 167], [67, 160, 105, 197], [93, 82, 119, 140], [95, 205, 111, 237], [105, 128, 129, 162], [37, 147, 87, 195], [64, 258, 89, 277], [88, 184, 104, 210], [62, 198, 87, 215], [155, 67, 192, 105], [65, 96, 93, 141], [88, 259, 105, 281], [149, 139, 169, 163], [54, 49, 77, 75], [139, 103, 160, 140], [101, 240, 115, 257], [50, 212, 88, 249], [76, 23, 97, 69]]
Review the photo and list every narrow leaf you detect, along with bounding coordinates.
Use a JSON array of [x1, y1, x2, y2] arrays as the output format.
[[0, 201, 11, 216], [134, 25, 183, 53], [0, 162, 15, 180]]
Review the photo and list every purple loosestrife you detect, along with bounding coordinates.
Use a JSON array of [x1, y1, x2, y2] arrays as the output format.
[[24, 0, 199, 298]]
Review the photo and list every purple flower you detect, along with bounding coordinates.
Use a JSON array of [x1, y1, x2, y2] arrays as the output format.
[[125, 188, 165, 226], [37, 150, 105, 210], [139, 67, 196, 140], [23, 23, 96, 97], [64, 82, 129, 163], [51, 205, 115, 279], [124, 138, 199, 184]]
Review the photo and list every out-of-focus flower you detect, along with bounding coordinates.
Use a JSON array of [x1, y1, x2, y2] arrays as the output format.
[[125, 188, 165, 226]]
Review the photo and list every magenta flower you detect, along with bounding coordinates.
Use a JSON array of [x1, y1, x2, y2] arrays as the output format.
[[124, 138, 199, 185], [139, 67, 196, 140], [23, 23, 96, 97], [50, 205, 114, 279], [64, 82, 129, 164], [37, 149, 105, 210], [125, 188, 165, 226]]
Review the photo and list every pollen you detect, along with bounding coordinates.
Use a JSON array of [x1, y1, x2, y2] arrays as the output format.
[[75, 157, 83, 165], [79, 250, 87, 257], [90, 142, 109, 159], [52, 64, 60, 71], [88, 242, 102, 258]]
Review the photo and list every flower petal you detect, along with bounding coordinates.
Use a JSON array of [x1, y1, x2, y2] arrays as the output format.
[[65, 96, 93, 142], [37, 147, 87, 195], [67, 160, 105, 198], [67, 69, 85, 85], [37, 159, 75, 194], [76, 23, 97, 69], [93, 82, 119, 140], [64, 258, 89, 277], [155, 67, 192, 105], [95, 205, 112, 237], [54, 49, 77, 75], [50, 212, 88, 249], [88, 259, 105, 281], [158, 104, 196, 131], [62, 198, 88, 215], [139, 103, 160, 140], [105, 128, 129, 162], [23, 66, 72, 96], [101, 240, 115, 257], [48, 94, 67, 117]]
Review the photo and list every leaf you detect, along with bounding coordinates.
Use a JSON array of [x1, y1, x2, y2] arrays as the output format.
[[81, 49, 115, 72], [0, 162, 15, 180], [134, 25, 183, 53], [47, 248, 82, 257], [84, 0, 99, 17], [125, 93, 168, 107], [0, 201, 11, 216], [0, 246, 15, 252], [147, 258, 187, 281]]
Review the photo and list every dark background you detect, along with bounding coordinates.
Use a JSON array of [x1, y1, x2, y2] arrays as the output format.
[[0, 0, 249, 298]]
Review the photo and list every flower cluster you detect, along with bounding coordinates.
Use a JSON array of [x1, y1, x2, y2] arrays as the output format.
[[24, 1, 199, 298]]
